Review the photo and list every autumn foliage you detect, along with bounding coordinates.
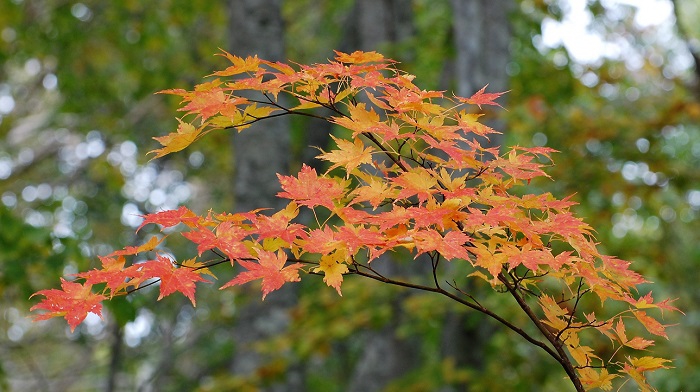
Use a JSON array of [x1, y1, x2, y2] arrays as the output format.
[[31, 50, 678, 391]]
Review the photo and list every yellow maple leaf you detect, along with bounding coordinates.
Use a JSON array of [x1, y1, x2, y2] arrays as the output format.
[[628, 356, 672, 372], [393, 167, 438, 203], [578, 368, 616, 391], [149, 119, 203, 159], [319, 135, 374, 177], [623, 356, 672, 392], [539, 294, 568, 332], [331, 102, 382, 139], [182, 258, 216, 279], [213, 51, 260, 76], [313, 251, 349, 296]]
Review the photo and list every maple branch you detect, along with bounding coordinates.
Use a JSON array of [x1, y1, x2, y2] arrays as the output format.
[[567, 278, 587, 325], [287, 91, 341, 114], [226, 91, 338, 131], [498, 272, 585, 392], [430, 252, 441, 290], [464, 166, 489, 182], [351, 260, 388, 281], [445, 280, 484, 308], [507, 269, 542, 298], [346, 266, 561, 367], [362, 131, 410, 172]]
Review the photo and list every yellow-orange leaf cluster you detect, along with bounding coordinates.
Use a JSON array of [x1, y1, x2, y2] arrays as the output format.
[[31, 50, 679, 391]]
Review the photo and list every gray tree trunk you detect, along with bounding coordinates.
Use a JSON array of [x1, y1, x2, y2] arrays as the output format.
[[340, 1, 420, 391], [229, 0, 290, 212], [226, 1, 303, 391], [450, 0, 513, 151], [343, 0, 415, 52], [440, 2, 514, 391]]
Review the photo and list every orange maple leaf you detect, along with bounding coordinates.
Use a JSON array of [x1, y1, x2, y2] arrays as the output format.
[[633, 310, 669, 339], [179, 88, 227, 120], [336, 224, 384, 254], [412, 229, 471, 260], [392, 168, 438, 203], [458, 84, 508, 109], [212, 52, 261, 76], [252, 205, 307, 244], [220, 250, 304, 300], [350, 177, 397, 208], [614, 318, 655, 350], [110, 235, 163, 257], [277, 164, 347, 210], [456, 111, 499, 137], [304, 226, 341, 255], [334, 50, 386, 64], [30, 278, 107, 332]]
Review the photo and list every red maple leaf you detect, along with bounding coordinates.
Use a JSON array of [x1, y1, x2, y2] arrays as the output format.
[[252, 207, 307, 244], [30, 278, 107, 332], [137, 255, 209, 305], [336, 225, 384, 254], [220, 250, 303, 299], [214, 221, 253, 260], [408, 204, 466, 230], [137, 206, 199, 232], [304, 226, 339, 255], [182, 224, 219, 255], [183, 221, 251, 261], [77, 255, 130, 293], [458, 84, 508, 109]]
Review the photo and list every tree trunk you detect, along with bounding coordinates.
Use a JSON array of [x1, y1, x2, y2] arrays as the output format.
[[450, 0, 513, 151], [226, 1, 303, 391], [228, 0, 290, 212], [339, 2, 420, 391], [440, 1, 514, 391]]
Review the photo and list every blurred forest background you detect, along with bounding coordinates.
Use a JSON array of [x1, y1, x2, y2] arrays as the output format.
[[1, 0, 698, 391]]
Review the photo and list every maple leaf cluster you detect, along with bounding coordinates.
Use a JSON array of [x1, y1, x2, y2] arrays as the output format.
[[31, 50, 679, 391]]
